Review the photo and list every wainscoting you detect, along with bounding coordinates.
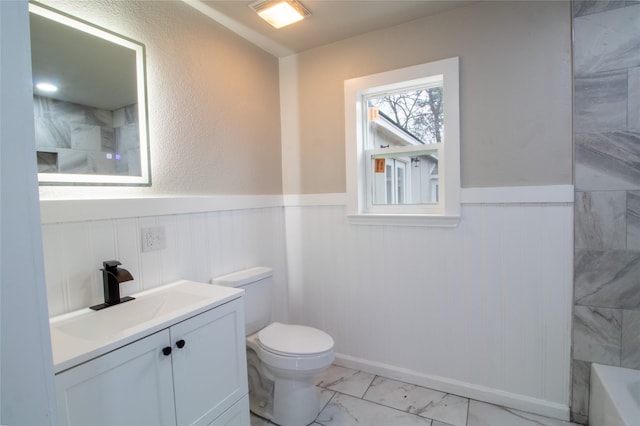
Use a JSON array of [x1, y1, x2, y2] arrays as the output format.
[[284, 189, 573, 420], [40, 201, 289, 319], [40, 185, 573, 420]]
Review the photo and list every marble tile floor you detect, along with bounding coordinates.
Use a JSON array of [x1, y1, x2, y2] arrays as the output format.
[[250, 365, 580, 426]]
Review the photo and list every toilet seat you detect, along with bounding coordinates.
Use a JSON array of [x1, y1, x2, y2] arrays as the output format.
[[258, 322, 334, 357], [247, 322, 335, 373]]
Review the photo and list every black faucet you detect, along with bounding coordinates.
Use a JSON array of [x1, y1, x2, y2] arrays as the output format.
[[90, 260, 135, 310]]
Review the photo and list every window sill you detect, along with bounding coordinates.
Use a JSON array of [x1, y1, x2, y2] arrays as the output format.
[[347, 214, 460, 227]]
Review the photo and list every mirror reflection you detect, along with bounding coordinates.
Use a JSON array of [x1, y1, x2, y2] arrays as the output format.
[[29, 3, 150, 185]]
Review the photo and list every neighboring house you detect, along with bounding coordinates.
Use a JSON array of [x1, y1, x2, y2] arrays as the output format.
[[369, 110, 439, 205]]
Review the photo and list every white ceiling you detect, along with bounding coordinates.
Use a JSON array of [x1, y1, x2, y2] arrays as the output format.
[[192, 0, 475, 57]]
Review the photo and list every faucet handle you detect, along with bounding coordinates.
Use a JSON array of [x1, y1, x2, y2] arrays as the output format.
[[102, 260, 122, 271]]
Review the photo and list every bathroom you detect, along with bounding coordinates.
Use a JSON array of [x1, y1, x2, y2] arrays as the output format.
[[1, 0, 638, 425]]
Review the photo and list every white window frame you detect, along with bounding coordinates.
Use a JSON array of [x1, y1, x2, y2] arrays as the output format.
[[345, 57, 460, 227]]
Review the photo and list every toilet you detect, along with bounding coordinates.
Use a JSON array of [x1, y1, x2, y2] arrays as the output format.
[[212, 267, 334, 426]]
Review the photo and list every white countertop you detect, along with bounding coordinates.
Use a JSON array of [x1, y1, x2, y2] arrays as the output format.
[[50, 280, 243, 374]]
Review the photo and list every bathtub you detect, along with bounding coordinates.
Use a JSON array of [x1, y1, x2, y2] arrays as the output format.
[[589, 363, 640, 426]]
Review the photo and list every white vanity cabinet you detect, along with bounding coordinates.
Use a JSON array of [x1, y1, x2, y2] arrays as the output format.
[[55, 297, 248, 426]]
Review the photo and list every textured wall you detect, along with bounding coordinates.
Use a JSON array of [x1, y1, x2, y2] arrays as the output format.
[[36, 0, 282, 199], [571, 1, 640, 423], [281, 1, 572, 194]]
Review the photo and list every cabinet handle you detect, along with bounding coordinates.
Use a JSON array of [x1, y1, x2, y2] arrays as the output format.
[[162, 346, 172, 356], [176, 339, 186, 349]]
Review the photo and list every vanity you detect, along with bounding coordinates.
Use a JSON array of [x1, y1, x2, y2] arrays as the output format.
[[49, 281, 249, 426]]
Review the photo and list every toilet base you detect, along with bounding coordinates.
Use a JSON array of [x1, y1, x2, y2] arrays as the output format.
[[247, 349, 274, 420], [247, 347, 323, 426], [271, 373, 320, 426]]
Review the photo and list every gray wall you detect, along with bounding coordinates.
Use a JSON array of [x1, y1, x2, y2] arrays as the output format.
[[281, 1, 573, 194], [571, 1, 640, 423], [37, 0, 282, 199]]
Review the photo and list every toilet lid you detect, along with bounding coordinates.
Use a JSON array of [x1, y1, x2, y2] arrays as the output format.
[[258, 322, 334, 356]]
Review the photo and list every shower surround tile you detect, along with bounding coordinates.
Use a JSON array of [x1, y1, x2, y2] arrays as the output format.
[[573, 305, 622, 365], [574, 191, 626, 249], [572, 1, 640, 422], [316, 393, 432, 426], [363, 376, 469, 426], [315, 365, 375, 398], [574, 250, 640, 309], [70, 125, 102, 151], [574, 71, 627, 133], [573, 0, 627, 18], [629, 67, 640, 130], [627, 191, 640, 249], [570, 360, 590, 422], [575, 131, 640, 190], [622, 309, 640, 369], [574, 4, 640, 75]]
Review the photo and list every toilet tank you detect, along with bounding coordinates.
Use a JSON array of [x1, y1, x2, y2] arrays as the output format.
[[211, 267, 273, 336]]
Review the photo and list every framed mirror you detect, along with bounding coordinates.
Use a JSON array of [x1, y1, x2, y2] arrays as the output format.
[[29, 2, 150, 186]]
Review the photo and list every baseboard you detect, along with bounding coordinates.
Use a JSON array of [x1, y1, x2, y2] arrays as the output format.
[[333, 353, 570, 422]]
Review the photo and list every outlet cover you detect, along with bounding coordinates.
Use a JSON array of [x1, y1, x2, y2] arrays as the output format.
[[141, 226, 166, 252]]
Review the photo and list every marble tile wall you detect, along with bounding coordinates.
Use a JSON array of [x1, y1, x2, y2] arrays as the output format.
[[33, 95, 139, 175], [572, 1, 640, 423]]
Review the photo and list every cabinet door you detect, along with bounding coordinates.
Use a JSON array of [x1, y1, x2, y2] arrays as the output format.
[[208, 395, 250, 426], [56, 330, 176, 426], [171, 299, 248, 426]]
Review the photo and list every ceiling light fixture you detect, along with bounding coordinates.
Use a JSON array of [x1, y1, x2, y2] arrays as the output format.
[[35, 82, 58, 93], [249, 0, 311, 29]]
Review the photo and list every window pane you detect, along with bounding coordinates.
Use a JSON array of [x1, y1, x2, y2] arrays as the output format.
[[371, 153, 438, 205], [366, 86, 443, 145]]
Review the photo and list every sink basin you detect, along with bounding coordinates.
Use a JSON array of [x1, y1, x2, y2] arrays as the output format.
[[55, 290, 204, 341], [49, 280, 244, 373]]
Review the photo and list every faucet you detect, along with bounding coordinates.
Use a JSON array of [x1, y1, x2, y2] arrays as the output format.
[[90, 260, 135, 310]]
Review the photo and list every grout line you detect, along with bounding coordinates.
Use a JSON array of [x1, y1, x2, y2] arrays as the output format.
[[361, 374, 377, 399], [318, 389, 336, 414], [318, 384, 439, 424]]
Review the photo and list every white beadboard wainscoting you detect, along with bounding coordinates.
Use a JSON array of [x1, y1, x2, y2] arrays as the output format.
[[284, 186, 574, 420], [40, 201, 289, 320], [40, 185, 573, 420]]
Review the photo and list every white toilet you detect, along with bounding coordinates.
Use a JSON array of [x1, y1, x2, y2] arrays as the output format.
[[212, 267, 334, 426]]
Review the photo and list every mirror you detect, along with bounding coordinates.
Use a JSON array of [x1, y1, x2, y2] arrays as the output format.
[[29, 2, 150, 185]]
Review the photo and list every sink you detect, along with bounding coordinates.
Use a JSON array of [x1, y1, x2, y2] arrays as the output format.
[[54, 290, 204, 340], [49, 280, 244, 373]]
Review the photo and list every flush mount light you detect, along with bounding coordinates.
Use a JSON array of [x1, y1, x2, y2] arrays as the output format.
[[249, 0, 311, 29], [35, 82, 58, 92]]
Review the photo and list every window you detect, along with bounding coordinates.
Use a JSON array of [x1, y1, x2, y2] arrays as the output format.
[[345, 57, 460, 226]]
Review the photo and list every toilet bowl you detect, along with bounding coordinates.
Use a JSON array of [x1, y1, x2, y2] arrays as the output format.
[[247, 323, 334, 425], [212, 267, 334, 426]]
